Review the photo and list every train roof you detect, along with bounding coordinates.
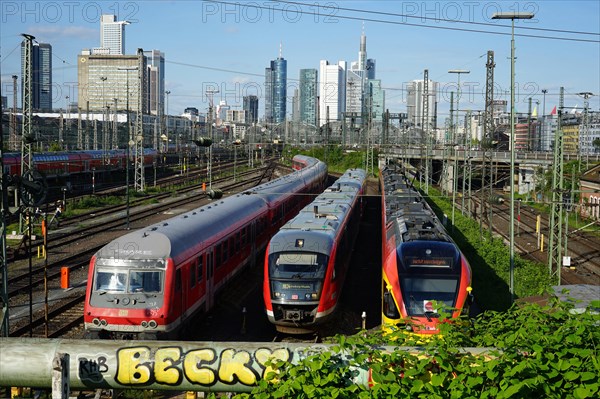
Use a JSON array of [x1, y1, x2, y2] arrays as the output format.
[[95, 155, 324, 263], [95, 193, 268, 263], [381, 166, 451, 243], [268, 168, 365, 256]]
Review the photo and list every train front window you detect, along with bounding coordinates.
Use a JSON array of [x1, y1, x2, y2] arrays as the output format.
[[129, 270, 162, 293], [94, 268, 163, 294], [268, 252, 328, 278], [400, 277, 458, 317], [95, 270, 128, 292]]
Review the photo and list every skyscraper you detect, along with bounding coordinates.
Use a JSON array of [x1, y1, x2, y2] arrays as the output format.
[[145, 50, 165, 116], [265, 49, 287, 124], [243, 95, 259, 124], [78, 50, 147, 113], [347, 28, 376, 121], [95, 14, 129, 55], [299, 69, 318, 126], [406, 79, 439, 129], [319, 60, 346, 126], [21, 41, 52, 110], [365, 79, 385, 123]]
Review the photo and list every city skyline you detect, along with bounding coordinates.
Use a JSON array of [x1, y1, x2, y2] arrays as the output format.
[[1, 1, 599, 120]]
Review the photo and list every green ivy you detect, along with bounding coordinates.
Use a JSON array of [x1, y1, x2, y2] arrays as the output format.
[[234, 299, 598, 398]]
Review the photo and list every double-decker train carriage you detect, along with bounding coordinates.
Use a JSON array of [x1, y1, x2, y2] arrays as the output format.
[[264, 168, 367, 334], [84, 155, 327, 339], [380, 164, 473, 335]]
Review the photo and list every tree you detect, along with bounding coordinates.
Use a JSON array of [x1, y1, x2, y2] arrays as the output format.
[[593, 137, 600, 153]]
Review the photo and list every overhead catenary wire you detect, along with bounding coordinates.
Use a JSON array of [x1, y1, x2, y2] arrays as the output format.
[[205, 0, 600, 43]]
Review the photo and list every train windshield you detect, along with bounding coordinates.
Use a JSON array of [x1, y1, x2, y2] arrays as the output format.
[[94, 259, 165, 293], [268, 252, 328, 278], [400, 278, 458, 317]]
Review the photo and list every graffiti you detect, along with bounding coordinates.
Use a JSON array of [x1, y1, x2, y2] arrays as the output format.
[[79, 356, 108, 384], [111, 346, 292, 387]]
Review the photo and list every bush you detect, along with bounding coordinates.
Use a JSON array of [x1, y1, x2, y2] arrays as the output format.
[[234, 298, 598, 398]]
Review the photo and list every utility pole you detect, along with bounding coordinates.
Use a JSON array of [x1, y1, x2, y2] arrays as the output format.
[[77, 107, 83, 149], [65, 95, 70, 150], [441, 92, 454, 197], [10, 75, 18, 151], [20, 34, 35, 233], [93, 119, 98, 150], [206, 88, 219, 188], [462, 110, 472, 215], [58, 111, 64, 147], [134, 49, 145, 192], [1, 79, 10, 336], [527, 97, 532, 151], [422, 69, 430, 194], [112, 98, 118, 149], [85, 101, 90, 150], [548, 86, 565, 283], [577, 92, 594, 171], [481, 50, 495, 237]]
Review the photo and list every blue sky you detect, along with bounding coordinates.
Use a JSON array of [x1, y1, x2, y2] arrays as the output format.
[[1, 0, 599, 120]]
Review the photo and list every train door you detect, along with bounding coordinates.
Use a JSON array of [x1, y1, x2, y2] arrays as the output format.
[[205, 249, 215, 310], [250, 221, 257, 268]]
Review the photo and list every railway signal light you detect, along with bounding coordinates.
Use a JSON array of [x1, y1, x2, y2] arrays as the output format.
[[193, 137, 213, 147]]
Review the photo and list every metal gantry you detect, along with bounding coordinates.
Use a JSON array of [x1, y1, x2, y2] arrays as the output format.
[[548, 87, 565, 282], [422, 69, 431, 194], [0, 101, 9, 336], [10, 75, 18, 151], [577, 92, 595, 171], [481, 50, 495, 237], [441, 92, 454, 197], [134, 50, 145, 192], [20, 34, 35, 233]]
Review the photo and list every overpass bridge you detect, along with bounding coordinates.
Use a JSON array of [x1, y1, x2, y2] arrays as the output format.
[[379, 147, 600, 194], [380, 147, 600, 166]]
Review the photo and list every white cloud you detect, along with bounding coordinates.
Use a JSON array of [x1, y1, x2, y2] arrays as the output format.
[[225, 26, 239, 34], [28, 25, 96, 42]]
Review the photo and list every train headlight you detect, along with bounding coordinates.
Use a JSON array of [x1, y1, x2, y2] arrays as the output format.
[[274, 292, 282, 298], [311, 293, 318, 299], [149, 320, 157, 329], [141, 321, 148, 328], [305, 293, 311, 299], [93, 318, 101, 326], [100, 319, 108, 326]]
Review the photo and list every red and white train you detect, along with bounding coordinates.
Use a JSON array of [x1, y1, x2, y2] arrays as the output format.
[[380, 164, 473, 335], [2, 149, 158, 177], [84, 155, 327, 339], [263, 168, 367, 333]]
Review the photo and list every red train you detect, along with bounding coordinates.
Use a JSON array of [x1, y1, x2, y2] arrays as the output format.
[[263, 168, 367, 333], [2, 149, 157, 177], [83, 155, 327, 339], [380, 164, 473, 335]]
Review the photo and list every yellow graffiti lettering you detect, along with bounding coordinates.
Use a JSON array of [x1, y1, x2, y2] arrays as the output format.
[[218, 349, 258, 386], [155, 347, 182, 385], [116, 347, 152, 385], [255, 348, 290, 381], [183, 349, 217, 385]]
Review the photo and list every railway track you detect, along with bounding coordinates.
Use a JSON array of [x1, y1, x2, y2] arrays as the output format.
[[10, 294, 85, 338], [466, 193, 600, 285], [7, 163, 280, 337]]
